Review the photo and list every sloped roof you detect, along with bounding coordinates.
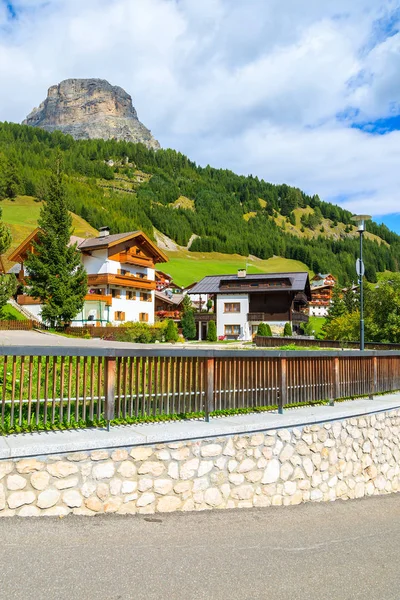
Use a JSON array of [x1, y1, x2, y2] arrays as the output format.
[[155, 291, 184, 306], [188, 272, 311, 297], [79, 230, 168, 263]]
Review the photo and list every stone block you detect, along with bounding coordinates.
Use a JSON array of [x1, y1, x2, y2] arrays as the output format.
[[8, 491, 36, 509], [47, 462, 79, 478], [37, 489, 60, 509], [7, 475, 27, 491]]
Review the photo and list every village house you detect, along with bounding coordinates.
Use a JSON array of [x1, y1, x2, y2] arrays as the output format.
[[188, 270, 311, 341], [8, 227, 168, 326], [309, 273, 336, 317]]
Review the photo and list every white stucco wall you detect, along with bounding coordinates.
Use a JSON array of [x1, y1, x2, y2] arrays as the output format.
[[82, 250, 108, 274], [309, 305, 329, 317], [22, 304, 43, 322], [110, 290, 154, 325], [216, 294, 250, 340]]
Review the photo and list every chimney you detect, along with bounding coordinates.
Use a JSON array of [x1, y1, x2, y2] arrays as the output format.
[[237, 269, 247, 278], [99, 226, 110, 238]]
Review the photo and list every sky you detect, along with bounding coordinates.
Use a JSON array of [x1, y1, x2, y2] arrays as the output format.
[[1, 0, 400, 233]]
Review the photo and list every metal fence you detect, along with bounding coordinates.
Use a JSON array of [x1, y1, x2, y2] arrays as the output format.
[[1, 347, 400, 431]]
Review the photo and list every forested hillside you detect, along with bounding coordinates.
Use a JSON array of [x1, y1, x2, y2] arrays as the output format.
[[0, 121, 399, 284]]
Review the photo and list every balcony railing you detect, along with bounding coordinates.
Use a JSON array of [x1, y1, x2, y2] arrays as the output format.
[[248, 312, 309, 323], [87, 273, 156, 291], [194, 313, 216, 322]]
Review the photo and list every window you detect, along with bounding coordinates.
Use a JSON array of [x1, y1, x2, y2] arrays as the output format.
[[126, 291, 136, 300], [224, 302, 240, 313], [136, 272, 146, 279], [139, 313, 149, 322], [117, 269, 127, 276], [115, 311, 125, 321], [111, 289, 120, 299], [224, 325, 240, 336], [140, 293, 151, 302]]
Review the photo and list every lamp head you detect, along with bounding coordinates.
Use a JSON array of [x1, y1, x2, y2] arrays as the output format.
[[351, 214, 372, 232]]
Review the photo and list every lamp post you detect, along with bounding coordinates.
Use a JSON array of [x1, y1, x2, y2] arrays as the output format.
[[351, 214, 372, 351]]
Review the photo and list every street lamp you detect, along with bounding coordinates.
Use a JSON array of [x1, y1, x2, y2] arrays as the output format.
[[351, 214, 372, 351]]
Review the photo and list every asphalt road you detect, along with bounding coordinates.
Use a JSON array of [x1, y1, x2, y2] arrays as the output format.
[[1, 495, 400, 600]]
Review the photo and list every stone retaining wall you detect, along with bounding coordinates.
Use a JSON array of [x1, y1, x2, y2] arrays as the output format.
[[1, 409, 400, 517]]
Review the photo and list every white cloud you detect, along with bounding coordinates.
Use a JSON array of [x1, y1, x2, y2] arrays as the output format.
[[0, 0, 400, 218]]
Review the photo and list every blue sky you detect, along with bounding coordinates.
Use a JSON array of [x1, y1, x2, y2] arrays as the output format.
[[1, 0, 400, 233]]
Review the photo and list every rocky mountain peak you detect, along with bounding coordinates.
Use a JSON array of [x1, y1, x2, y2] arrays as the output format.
[[23, 78, 160, 149]]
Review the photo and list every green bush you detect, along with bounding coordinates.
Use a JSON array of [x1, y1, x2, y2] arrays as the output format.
[[283, 322, 292, 337], [117, 321, 168, 343], [257, 322, 272, 336], [165, 319, 179, 342], [207, 320, 217, 342]]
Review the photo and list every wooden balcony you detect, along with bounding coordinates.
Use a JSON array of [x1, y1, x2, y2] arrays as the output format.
[[194, 313, 215, 322], [117, 253, 154, 268], [84, 293, 112, 306], [17, 294, 41, 306], [292, 312, 309, 324], [156, 310, 182, 320], [87, 273, 156, 291], [248, 312, 309, 323]]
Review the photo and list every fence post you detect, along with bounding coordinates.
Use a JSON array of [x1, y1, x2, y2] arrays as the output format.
[[104, 356, 116, 430], [331, 356, 340, 406], [278, 358, 287, 414], [369, 356, 378, 399], [204, 357, 215, 422]]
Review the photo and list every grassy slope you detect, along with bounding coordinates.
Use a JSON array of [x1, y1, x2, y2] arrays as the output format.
[[308, 316, 326, 336], [1, 196, 98, 271], [164, 247, 311, 287], [1, 304, 26, 321]]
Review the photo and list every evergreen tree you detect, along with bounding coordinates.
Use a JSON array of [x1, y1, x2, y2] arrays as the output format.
[[0, 205, 11, 256], [327, 284, 346, 321], [0, 275, 17, 317], [207, 320, 217, 342], [165, 319, 178, 342], [257, 322, 272, 336], [25, 155, 87, 327], [283, 322, 292, 337], [181, 295, 196, 340], [343, 286, 358, 314]]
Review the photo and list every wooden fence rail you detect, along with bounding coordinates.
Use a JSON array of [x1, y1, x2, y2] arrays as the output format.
[[0, 347, 399, 431]]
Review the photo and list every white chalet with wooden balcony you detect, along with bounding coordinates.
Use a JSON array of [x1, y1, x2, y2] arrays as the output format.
[[8, 227, 168, 326]]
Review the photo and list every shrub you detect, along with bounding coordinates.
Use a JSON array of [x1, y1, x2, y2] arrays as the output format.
[[207, 320, 217, 342], [283, 322, 292, 337], [117, 321, 168, 343], [165, 319, 179, 342], [257, 322, 272, 337]]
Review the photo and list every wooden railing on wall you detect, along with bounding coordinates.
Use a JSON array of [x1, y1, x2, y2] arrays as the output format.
[[0, 347, 399, 432], [255, 335, 400, 351]]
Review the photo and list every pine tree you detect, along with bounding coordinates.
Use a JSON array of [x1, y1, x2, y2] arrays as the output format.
[[0, 275, 17, 317], [327, 285, 346, 321], [207, 320, 217, 342], [0, 205, 11, 256], [181, 295, 196, 339], [25, 155, 87, 327]]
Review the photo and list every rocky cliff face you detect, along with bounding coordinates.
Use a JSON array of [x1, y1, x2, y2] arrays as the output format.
[[23, 78, 160, 149]]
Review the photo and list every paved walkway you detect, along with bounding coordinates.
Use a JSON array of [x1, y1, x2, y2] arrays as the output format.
[[2, 394, 400, 459], [0, 330, 248, 350], [1, 494, 399, 600]]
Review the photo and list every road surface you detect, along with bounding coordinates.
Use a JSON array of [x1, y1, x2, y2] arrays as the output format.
[[1, 494, 400, 599]]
